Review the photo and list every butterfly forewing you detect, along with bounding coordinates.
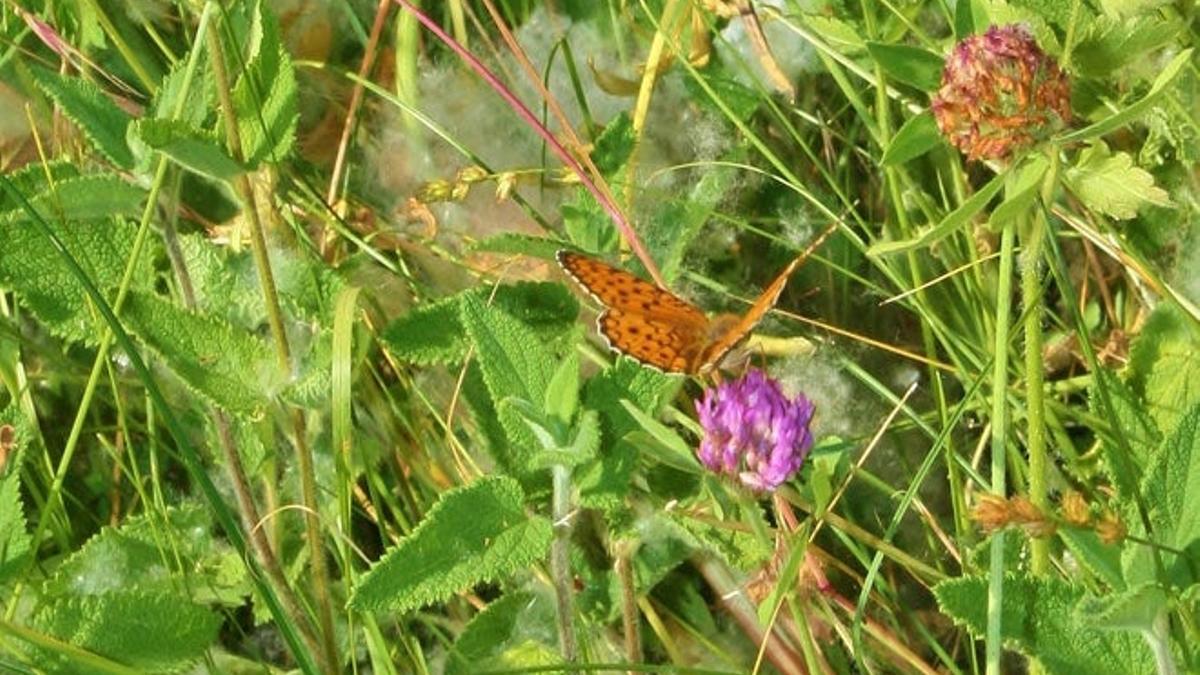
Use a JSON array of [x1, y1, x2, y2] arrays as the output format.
[[556, 251, 707, 324]]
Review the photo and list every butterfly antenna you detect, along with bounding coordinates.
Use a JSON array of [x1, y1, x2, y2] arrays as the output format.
[[786, 220, 841, 273]]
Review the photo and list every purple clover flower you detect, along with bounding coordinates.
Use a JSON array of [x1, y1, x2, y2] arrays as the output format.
[[696, 369, 816, 492], [931, 24, 1071, 161]]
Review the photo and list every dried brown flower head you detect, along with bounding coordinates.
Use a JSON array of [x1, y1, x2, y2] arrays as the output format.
[[1060, 490, 1091, 527], [1096, 511, 1127, 545], [931, 24, 1071, 161]]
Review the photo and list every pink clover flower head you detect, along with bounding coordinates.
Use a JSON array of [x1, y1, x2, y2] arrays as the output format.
[[931, 24, 1071, 161], [696, 369, 815, 492]]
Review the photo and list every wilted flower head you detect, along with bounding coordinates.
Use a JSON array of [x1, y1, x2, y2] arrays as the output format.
[[696, 369, 815, 492], [931, 24, 1070, 161]]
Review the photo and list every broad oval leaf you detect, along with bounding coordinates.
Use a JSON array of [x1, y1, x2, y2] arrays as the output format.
[[881, 111, 943, 166], [866, 42, 944, 91]]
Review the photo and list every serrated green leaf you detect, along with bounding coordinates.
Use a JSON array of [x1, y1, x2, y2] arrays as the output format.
[[1072, 16, 1181, 77], [135, 118, 244, 182], [933, 575, 1153, 675], [0, 473, 31, 585], [31, 590, 221, 674], [1065, 142, 1170, 220], [881, 111, 943, 166], [446, 590, 557, 675], [1076, 583, 1167, 634], [0, 211, 155, 345], [461, 292, 554, 402], [866, 42, 944, 91], [592, 112, 635, 178], [232, 1, 298, 165], [30, 68, 134, 169], [1089, 369, 1160, 500], [1, 174, 146, 224], [562, 190, 618, 253], [1010, 0, 1072, 26], [1127, 303, 1200, 432], [281, 327, 332, 408], [382, 283, 578, 366], [1059, 528, 1125, 589], [1059, 49, 1192, 144], [150, 55, 214, 129], [122, 292, 278, 415], [868, 167, 1007, 255], [1099, 0, 1170, 18], [349, 476, 553, 613], [1142, 403, 1200, 553]]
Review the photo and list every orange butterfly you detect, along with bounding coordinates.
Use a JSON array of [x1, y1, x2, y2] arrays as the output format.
[[557, 225, 836, 376]]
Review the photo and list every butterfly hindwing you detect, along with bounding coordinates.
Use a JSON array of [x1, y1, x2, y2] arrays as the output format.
[[598, 308, 706, 373]]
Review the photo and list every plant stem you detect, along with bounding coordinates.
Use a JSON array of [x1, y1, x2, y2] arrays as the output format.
[[986, 220, 1018, 675], [1024, 158, 1055, 576], [615, 541, 642, 670], [550, 464, 579, 670], [204, 16, 338, 673]]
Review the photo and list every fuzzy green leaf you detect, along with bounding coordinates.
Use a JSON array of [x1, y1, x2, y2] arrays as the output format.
[[122, 292, 278, 415], [1, 174, 146, 224], [1089, 370, 1160, 500], [562, 190, 618, 253], [934, 575, 1153, 675], [135, 118, 245, 182], [349, 476, 553, 613], [1076, 583, 1168, 634], [866, 42, 944, 91], [1142, 403, 1200, 553], [592, 112, 635, 177], [804, 15, 866, 55], [31, 590, 222, 674], [1072, 17, 1181, 77], [30, 68, 134, 169], [1099, 0, 1170, 18], [0, 208, 155, 345], [471, 233, 564, 260], [1059, 528, 1125, 590], [544, 351, 580, 427], [1065, 142, 1170, 220], [446, 590, 558, 675], [232, 1, 298, 165], [1127, 303, 1200, 432], [881, 111, 943, 166], [0, 473, 32, 585], [382, 283, 578, 366], [460, 292, 555, 404]]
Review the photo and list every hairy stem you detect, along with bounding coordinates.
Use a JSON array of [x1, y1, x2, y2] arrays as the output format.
[[986, 220, 1018, 675], [205, 16, 338, 672], [615, 541, 642, 669], [550, 464, 579, 670]]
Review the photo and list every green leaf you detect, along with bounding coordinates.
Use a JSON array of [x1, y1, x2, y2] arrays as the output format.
[[646, 162, 740, 284], [592, 112, 635, 178], [0, 209, 155, 345], [470, 233, 564, 260], [122, 292, 279, 415], [1072, 16, 1181, 78], [382, 283, 578, 366], [868, 168, 1007, 255], [232, 1, 298, 165], [1, 174, 146, 224], [349, 476, 553, 614], [446, 590, 558, 675], [881, 111, 943, 166], [804, 15, 866, 55], [562, 190, 618, 253], [1059, 528, 1125, 590], [620, 400, 699, 474], [1089, 370, 1160, 499], [989, 154, 1050, 229], [1065, 142, 1170, 220], [1059, 49, 1192, 144], [1127, 303, 1200, 432], [544, 351, 580, 427], [1099, 0, 1170, 18], [934, 575, 1154, 675], [134, 118, 245, 182], [461, 292, 555, 405], [31, 590, 222, 674], [0, 473, 31, 585], [30, 68, 134, 169], [1076, 583, 1168, 634], [865, 42, 944, 91], [1142, 403, 1200, 553]]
